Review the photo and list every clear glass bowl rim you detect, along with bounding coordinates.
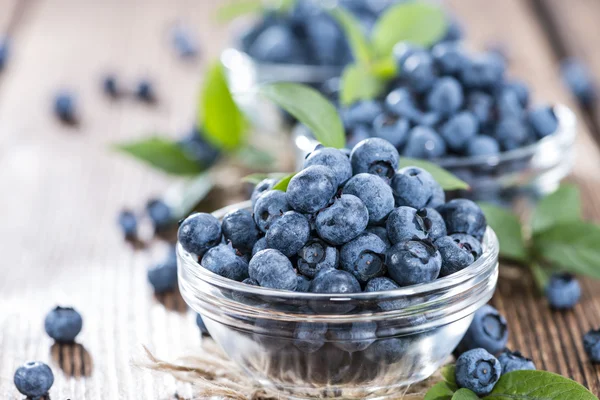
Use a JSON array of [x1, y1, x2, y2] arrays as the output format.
[[177, 200, 499, 302]]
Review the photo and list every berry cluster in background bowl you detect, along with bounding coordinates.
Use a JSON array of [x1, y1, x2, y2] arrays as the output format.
[[175, 138, 500, 398]]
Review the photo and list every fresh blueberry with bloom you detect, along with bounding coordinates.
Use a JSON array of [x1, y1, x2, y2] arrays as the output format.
[[340, 233, 388, 284], [117, 209, 137, 239], [439, 111, 478, 152], [385, 87, 421, 122], [402, 126, 447, 159], [14, 361, 54, 398], [294, 322, 328, 353], [364, 277, 403, 311], [372, 114, 410, 149], [386, 206, 445, 244], [350, 138, 400, 180], [584, 329, 600, 363], [439, 199, 487, 241], [249, 249, 297, 291], [286, 165, 336, 214], [315, 194, 369, 246], [456, 304, 508, 356], [253, 190, 291, 232], [545, 273, 581, 310], [329, 321, 377, 352], [296, 274, 311, 292], [527, 105, 559, 138], [146, 198, 173, 232], [177, 212, 222, 257], [342, 100, 383, 127], [342, 173, 394, 225], [44, 306, 83, 343], [498, 350, 536, 374], [252, 237, 268, 256], [364, 337, 409, 365], [309, 268, 361, 294], [202, 244, 249, 282], [247, 24, 304, 65], [466, 135, 500, 157], [455, 348, 502, 396], [303, 146, 352, 187], [401, 51, 436, 93], [496, 89, 523, 120], [426, 76, 464, 116], [266, 211, 310, 257], [451, 233, 483, 259], [54, 91, 77, 123], [460, 52, 505, 90], [435, 235, 476, 277], [365, 226, 391, 247], [251, 178, 277, 207], [431, 41, 467, 74], [467, 91, 494, 126], [178, 127, 220, 168], [495, 118, 529, 151], [386, 239, 442, 286], [148, 261, 178, 293], [196, 314, 209, 336], [390, 167, 445, 209], [221, 209, 260, 254], [297, 238, 339, 278]]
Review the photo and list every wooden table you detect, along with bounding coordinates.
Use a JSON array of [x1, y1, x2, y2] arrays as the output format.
[[1, 0, 600, 398]]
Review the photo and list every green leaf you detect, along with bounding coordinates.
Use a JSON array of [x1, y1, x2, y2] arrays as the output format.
[[113, 137, 204, 176], [259, 83, 346, 148], [339, 64, 386, 106], [424, 382, 455, 400], [486, 370, 598, 400], [532, 184, 581, 233], [534, 221, 600, 279], [216, 0, 264, 22], [371, 57, 398, 79], [371, 2, 447, 56], [530, 262, 551, 293], [479, 203, 529, 263], [200, 62, 248, 151], [272, 173, 296, 191], [330, 7, 372, 65], [398, 158, 469, 190], [234, 145, 275, 169], [452, 389, 479, 400], [440, 365, 457, 387], [242, 172, 288, 185]]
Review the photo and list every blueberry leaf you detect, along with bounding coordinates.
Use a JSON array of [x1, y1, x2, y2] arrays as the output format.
[[330, 7, 372, 65], [340, 64, 386, 106], [215, 0, 265, 22], [479, 203, 529, 263], [200, 62, 248, 151], [113, 137, 204, 176], [533, 221, 600, 280], [530, 262, 550, 293], [424, 381, 455, 400], [242, 172, 288, 184], [532, 184, 581, 234], [440, 365, 457, 388], [371, 2, 447, 57], [259, 83, 346, 148], [234, 145, 275, 168], [371, 57, 398, 78], [398, 158, 469, 190], [486, 370, 597, 399], [272, 173, 296, 191], [452, 389, 479, 400]]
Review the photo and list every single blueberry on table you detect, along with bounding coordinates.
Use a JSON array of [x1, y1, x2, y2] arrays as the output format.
[[201, 244, 249, 282], [342, 173, 394, 225], [102, 74, 120, 97], [253, 190, 291, 232], [148, 261, 178, 293], [252, 237, 268, 256], [221, 208, 260, 254], [545, 273, 581, 310], [294, 322, 328, 353], [340, 233, 387, 284], [560, 58, 596, 105], [286, 165, 336, 214], [527, 105, 558, 138], [14, 361, 54, 398], [402, 126, 447, 159], [172, 25, 199, 59], [177, 212, 222, 257], [309, 268, 361, 294], [54, 91, 77, 123], [440, 111, 478, 152], [297, 238, 339, 278], [296, 274, 311, 292], [0, 38, 8, 70], [372, 113, 410, 149], [303, 146, 352, 187], [117, 209, 137, 239], [431, 41, 467, 75], [456, 304, 508, 356], [402, 51, 437, 93], [466, 135, 500, 157], [251, 178, 277, 206], [439, 199, 487, 241], [350, 137, 400, 181], [44, 306, 83, 343], [266, 211, 310, 257], [136, 79, 156, 102], [426, 76, 464, 116], [329, 321, 377, 352], [455, 348, 501, 396], [584, 329, 600, 363], [249, 249, 297, 291], [498, 350, 536, 374], [146, 198, 173, 232], [495, 118, 529, 151], [390, 167, 445, 210], [196, 314, 209, 336], [315, 194, 369, 246], [435, 235, 475, 277], [386, 239, 442, 286], [341, 100, 383, 128]]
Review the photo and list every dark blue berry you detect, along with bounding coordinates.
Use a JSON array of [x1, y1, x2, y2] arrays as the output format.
[[431, 41, 466, 74], [297, 238, 339, 278], [498, 350, 535, 374], [386, 239, 442, 286], [0, 38, 8, 70], [393, 42, 424, 67], [14, 361, 54, 398], [146, 199, 172, 231], [266, 211, 310, 257], [102, 74, 119, 97], [342, 100, 383, 127], [403, 126, 447, 159], [251, 178, 277, 206], [560, 58, 596, 105], [346, 124, 372, 148], [496, 89, 523, 120], [178, 127, 220, 168], [435, 235, 475, 277], [503, 80, 530, 107], [253, 190, 291, 232], [54, 91, 77, 123], [460, 52, 505, 89], [248, 24, 304, 64], [439, 199, 487, 240], [385, 88, 421, 121], [390, 167, 445, 209], [286, 166, 336, 214], [249, 249, 297, 290], [252, 237, 268, 256], [296, 274, 312, 292], [584, 329, 600, 363], [545, 273, 581, 310], [440, 111, 478, 152], [350, 137, 400, 180], [365, 226, 391, 247], [451, 233, 483, 259], [315, 194, 369, 246], [148, 261, 178, 293], [527, 105, 558, 138], [495, 118, 529, 151], [44, 306, 83, 343], [365, 277, 405, 311], [177, 212, 222, 257], [342, 173, 394, 224], [340, 233, 387, 284], [456, 304, 508, 356], [172, 25, 198, 58], [372, 114, 410, 149], [196, 314, 209, 336], [364, 337, 409, 364], [201, 244, 249, 282], [221, 209, 260, 253], [466, 135, 500, 157], [117, 209, 137, 238], [304, 15, 345, 66], [304, 146, 352, 187], [467, 91, 494, 126], [309, 268, 361, 294], [294, 322, 327, 353], [426, 76, 464, 116], [455, 348, 501, 396], [387, 206, 445, 244], [136, 79, 155, 102], [329, 321, 377, 352], [402, 51, 436, 93]]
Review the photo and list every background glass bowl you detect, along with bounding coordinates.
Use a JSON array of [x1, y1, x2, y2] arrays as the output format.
[[294, 104, 577, 205], [177, 201, 500, 399]]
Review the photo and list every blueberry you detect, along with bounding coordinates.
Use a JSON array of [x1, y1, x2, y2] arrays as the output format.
[[420, 207, 447, 240], [560, 58, 596, 105], [117, 209, 137, 238], [222, 209, 260, 253], [466, 135, 500, 157], [172, 25, 198, 58], [390, 167, 445, 209], [455, 348, 501, 396], [503, 80, 530, 107], [309, 268, 361, 294], [415, 111, 441, 127], [0, 38, 8, 70], [385, 88, 421, 121], [440, 111, 478, 152], [340, 233, 387, 284], [456, 304, 508, 356], [102, 74, 119, 97], [296, 274, 312, 292], [315, 194, 369, 245], [431, 41, 467, 74], [460, 52, 505, 89], [545, 273, 581, 310], [297, 238, 339, 278], [439, 199, 487, 240], [386, 239, 442, 286], [372, 114, 410, 149], [402, 51, 436, 93], [54, 91, 77, 123], [441, 16, 464, 42], [350, 138, 400, 180], [14, 361, 54, 398], [467, 91, 494, 126], [451, 233, 483, 259], [365, 226, 391, 247], [251, 178, 277, 206], [148, 261, 178, 293], [527, 105, 558, 138], [364, 337, 409, 364], [435, 236, 475, 277], [249, 249, 297, 290], [253, 190, 291, 232], [386, 206, 446, 244], [196, 314, 209, 336], [584, 329, 600, 363], [342, 173, 394, 225], [403, 126, 447, 159], [44, 306, 83, 343], [201, 244, 249, 282], [146, 199, 172, 231], [266, 211, 310, 257], [294, 322, 328, 353], [304, 146, 352, 187], [496, 89, 523, 120], [341, 100, 383, 127], [177, 212, 222, 257], [287, 166, 336, 214], [329, 321, 377, 352], [495, 118, 529, 151], [252, 237, 268, 256], [393, 42, 424, 67], [247, 24, 304, 64], [498, 350, 536, 374], [427, 77, 464, 116], [136, 79, 155, 102], [178, 127, 220, 168], [305, 15, 345, 66], [365, 277, 404, 311]]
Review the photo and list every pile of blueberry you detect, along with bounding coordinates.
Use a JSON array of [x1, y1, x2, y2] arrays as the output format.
[[178, 137, 487, 294]]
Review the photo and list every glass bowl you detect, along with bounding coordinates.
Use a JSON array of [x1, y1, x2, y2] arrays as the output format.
[[294, 104, 577, 205], [177, 201, 500, 399]]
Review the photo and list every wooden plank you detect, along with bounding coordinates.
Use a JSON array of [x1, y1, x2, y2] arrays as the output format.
[[447, 0, 600, 392]]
